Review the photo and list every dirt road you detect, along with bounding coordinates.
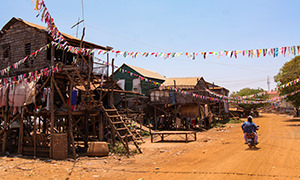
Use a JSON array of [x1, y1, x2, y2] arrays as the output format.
[[0, 113, 300, 179]]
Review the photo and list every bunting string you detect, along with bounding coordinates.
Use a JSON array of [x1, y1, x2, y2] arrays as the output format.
[[0, 43, 51, 77], [93, 56, 300, 104], [0, 64, 61, 89], [227, 89, 300, 104], [52, 41, 299, 60], [53, 41, 300, 102], [110, 45, 300, 60], [33, 0, 67, 45], [205, 88, 264, 101], [34, 0, 300, 60]]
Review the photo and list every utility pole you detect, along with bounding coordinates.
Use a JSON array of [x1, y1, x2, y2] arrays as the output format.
[[267, 76, 270, 91]]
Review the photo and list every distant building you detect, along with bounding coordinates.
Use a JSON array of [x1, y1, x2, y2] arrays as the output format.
[[113, 63, 166, 96], [267, 91, 295, 113], [150, 77, 229, 126], [207, 82, 229, 96]]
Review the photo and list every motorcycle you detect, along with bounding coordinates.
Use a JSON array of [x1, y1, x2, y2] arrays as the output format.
[[245, 126, 259, 148], [245, 133, 257, 148]]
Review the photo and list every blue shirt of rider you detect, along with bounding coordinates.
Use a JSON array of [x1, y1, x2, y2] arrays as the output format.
[[241, 121, 257, 133]]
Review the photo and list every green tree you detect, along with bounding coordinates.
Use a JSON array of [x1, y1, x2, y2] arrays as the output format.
[[274, 56, 300, 108], [231, 88, 268, 110]]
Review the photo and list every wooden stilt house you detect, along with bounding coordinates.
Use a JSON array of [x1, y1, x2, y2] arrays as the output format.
[[0, 17, 143, 158], [149, 77, 229, 130]]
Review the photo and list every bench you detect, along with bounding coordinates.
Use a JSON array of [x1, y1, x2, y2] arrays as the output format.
[[150, 131, 197, 143]]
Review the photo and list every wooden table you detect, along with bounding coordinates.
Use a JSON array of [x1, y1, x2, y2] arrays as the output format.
[[150, 131, 197, 143]]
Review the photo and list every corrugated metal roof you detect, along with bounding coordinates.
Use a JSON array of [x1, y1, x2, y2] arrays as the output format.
[[125, 63, 166, 81], [209, 86, 229, 93], [267, 90, 279, 95], [22, 19, 81, 41], [1, 17, 110, 50], [163, 77, 203, 88], [22, 19, 46, 31]]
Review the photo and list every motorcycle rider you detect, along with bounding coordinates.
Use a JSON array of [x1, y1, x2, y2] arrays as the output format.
[[241, 116, 258, 144]]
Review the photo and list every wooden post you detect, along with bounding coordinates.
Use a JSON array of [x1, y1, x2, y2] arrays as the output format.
[[78, 27, 85, 67], [112, 125, 116, 146], [33, 81, 38, 158], [68, 75, 76, 159], [125, 96, 128, 117], [93, 117, 96, 136], [106, 53, 109, 79], [106, 53, 110, 106], [85, 111, 88, 150], [33, 115, 37, 158], [125, 132, 129, 157], [50, 45, 55, 158], [110, 58, 115, 107], [154, 106, 157, 130], [2, 86, 9, 155], [18, 107, 24, 154], [99, 113, 104, 141]]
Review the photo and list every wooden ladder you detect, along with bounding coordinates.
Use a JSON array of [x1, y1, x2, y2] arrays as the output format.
[[101, 106, 142, 154], [121, 115, 145, 143]]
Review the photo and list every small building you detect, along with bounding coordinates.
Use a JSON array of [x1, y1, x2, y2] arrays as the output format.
[[113, 63, 166, 96], [207, 83, 229, 96], [207, 82, 230, 117], [149, 77, 229, 130], [267, 91, 295, 114]]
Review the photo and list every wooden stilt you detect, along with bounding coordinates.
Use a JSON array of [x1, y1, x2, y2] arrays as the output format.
[[84, 110, 88, 149], [110, 58, 115, 107], [68, 75, 76, 159], [112, 123, 116, 146], [93, 117, 96, 136], [50, 45, 55, 159], [2, 86, 9, 155], [18, 107, 24, 154], [154, 106, 157, 130], [99, 113, 103, 141], [33, 114, 37, 158]]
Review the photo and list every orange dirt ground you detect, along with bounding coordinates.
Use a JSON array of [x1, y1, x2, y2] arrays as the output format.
[[0, 113, 299, 180]]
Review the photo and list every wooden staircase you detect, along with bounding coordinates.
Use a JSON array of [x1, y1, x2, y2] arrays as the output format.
[[123, 118, 144, 144], [101, 106, 142, 154], [73, 57, 143, 154]]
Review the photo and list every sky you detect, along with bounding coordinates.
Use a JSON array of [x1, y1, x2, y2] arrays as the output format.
[[1, 0, 300, 93]]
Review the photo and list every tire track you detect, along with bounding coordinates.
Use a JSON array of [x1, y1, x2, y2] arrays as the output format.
[[104, 168, 300, 178]]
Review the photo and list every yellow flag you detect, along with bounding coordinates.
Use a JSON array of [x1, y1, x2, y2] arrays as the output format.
[[36, 0, 39, 10]]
